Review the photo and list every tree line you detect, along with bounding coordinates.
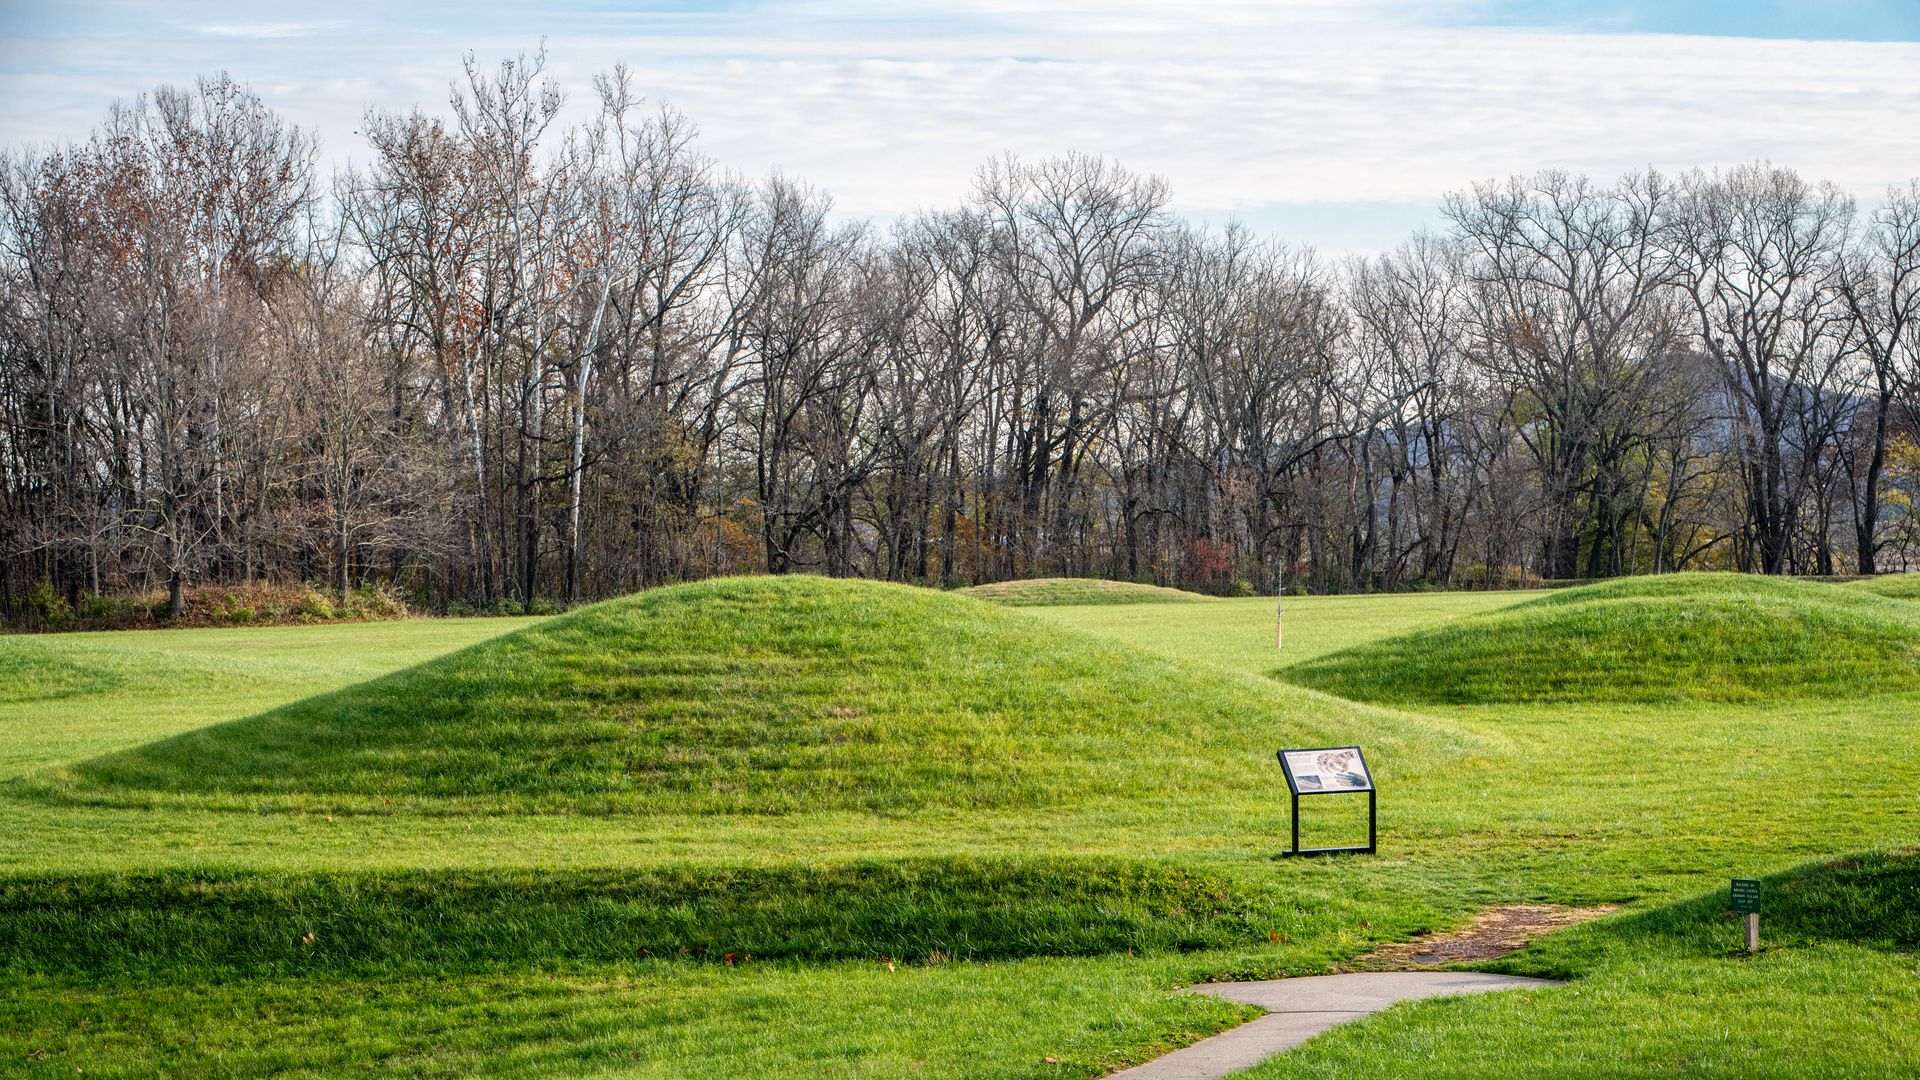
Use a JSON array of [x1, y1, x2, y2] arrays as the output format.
[[3, 56, 1917, 617]]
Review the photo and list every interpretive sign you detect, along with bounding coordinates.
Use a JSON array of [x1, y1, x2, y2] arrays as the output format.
[[1277, 745, 1376, 856], [1732, 878, 1762, 951]]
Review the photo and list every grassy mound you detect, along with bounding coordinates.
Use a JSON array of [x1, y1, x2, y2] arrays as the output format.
[[1849, 574, 1920, 600], [960, 578, 1213, 606], [0, 857, 1278, 977], [50, 576, 1366, 814], [1282, 572, 1920, 705], [0, 640, 123, 703]]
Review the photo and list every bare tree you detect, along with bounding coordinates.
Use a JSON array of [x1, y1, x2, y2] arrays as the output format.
[[973, 153, 1169, 575], [1346, 233, 1475, 586], [1671, 164, 1856, 574], [1836, 182, 1920, 573], [1448, 170, 1682, 578]]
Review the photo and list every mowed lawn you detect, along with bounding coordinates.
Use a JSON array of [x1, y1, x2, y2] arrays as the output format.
[[0, 617, 551, 777], [2, 580, 1917, 1078]]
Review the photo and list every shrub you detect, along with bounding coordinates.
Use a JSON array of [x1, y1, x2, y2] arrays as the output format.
[[27, 581, 74, 628], [298, 591, 337, 621], [8, 581, 423, 632]]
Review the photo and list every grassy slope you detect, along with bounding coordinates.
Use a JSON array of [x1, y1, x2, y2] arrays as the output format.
[[2, 956, 1255, 1080], [44, 576, 1426, 815], [3, 578, 1918, 1077], [1849, 573, 1920, 600], [2, 858, 1296, 981], [1282, 573, 1920, 705], [959, 578, 1214, 606], [1247, 850, 1920, 1079]]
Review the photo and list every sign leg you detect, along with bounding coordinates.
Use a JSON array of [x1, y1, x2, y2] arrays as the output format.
[[1745, 913, 1759, 952]]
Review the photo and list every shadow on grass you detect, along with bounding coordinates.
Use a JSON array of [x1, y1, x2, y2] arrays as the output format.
[[1482, 847, 1920, 980], [0, 855, 1289, 978]]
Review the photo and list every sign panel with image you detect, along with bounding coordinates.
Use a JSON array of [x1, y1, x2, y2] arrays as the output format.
[[1280, 746, 1372, 793]]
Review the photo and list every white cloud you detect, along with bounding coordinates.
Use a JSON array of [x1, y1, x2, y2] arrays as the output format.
[[4, 2, 1916, 248], [197, 21, 344, 39]]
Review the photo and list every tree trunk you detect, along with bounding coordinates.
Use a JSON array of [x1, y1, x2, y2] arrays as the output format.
[[1856, 388, 1890, 576]]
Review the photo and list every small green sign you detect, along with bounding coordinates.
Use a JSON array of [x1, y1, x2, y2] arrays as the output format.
[[1731, 878, 1761, 914]]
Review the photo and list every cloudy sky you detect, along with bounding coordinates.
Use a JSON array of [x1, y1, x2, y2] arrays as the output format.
[[1, 0, 1916, 252]]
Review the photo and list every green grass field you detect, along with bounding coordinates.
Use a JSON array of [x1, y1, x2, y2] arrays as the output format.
[[2, 576, 1916, 1078], [959, 577, 1216, 606]]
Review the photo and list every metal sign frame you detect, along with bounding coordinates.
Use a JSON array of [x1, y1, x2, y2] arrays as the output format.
[[1277, 745, 1376, 856]]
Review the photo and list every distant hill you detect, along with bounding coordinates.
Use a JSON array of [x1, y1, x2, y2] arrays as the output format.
[[1281, 573, 1920, 705], [959, 578, 1214, 606]]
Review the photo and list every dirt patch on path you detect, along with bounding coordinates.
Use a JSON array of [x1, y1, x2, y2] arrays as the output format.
[[1352, 904, 1617, 968]]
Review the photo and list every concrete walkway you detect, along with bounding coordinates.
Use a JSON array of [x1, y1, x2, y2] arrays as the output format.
[[1107, 972, 1558, 1080]]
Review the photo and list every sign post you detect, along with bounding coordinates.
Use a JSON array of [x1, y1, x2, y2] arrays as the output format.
[[1277, 746, 1375, 856], [1731, 878, 1761, 951]]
